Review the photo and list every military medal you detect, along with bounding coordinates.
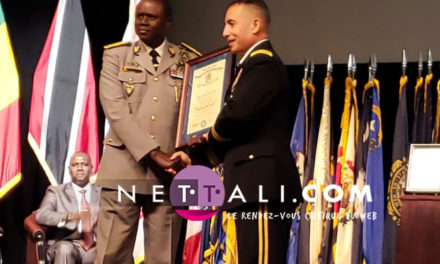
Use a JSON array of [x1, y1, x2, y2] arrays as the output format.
[[123, 66, 142, 72], [170, 67, 184, 79], [125, 84, 134, 96]]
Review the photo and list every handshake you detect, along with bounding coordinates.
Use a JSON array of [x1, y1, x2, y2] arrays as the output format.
[[148, 149, 192, 175], [146, 133, 209, 176]]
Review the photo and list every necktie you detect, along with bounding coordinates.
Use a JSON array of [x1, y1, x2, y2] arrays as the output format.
[[79, 190, 94, 251], [150, 49, 160, 71]]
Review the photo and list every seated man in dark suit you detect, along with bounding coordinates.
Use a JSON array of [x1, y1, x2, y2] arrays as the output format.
[[36, 151, 100, 264]]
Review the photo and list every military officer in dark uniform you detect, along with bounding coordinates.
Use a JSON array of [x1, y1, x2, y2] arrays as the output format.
[[206, 0, 302, 263], [95, 0, 199, 263]]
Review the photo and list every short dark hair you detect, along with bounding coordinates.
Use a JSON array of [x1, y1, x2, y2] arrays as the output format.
[[143, 0, 173, 21], [227, 0, 271, 24], [160, 0, 173, 21]]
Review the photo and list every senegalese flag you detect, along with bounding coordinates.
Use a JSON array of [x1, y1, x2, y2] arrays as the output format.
[[310, 76, 332, 264], [298, 80, 318, 264], [334, 77, 358, 264], [382, 76, 409, 264], [0, 1, 21, 199], [287, 79, 308, 264], [28, 0, 99, 185], [363, 79, 384, 264]]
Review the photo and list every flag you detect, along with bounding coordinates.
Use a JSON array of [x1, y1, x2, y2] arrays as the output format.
[[310, 76, 332, 264], [319, 151, 335, 264], [412, 76, 423, 143], [434, 79, 440, 143], [351, 79, 373, 264], [411, 74, 433, 143], [221, 211, 237, 263], [108, 1, 146, 262], [287, 79, 308, 264], [133, 210, 145, 264], [200, 211, 238, 264], [199, 165, 237, 264], [182, 207, 204, 264], [200, 217, 211, 263], [287, 214, 301, 264], [0, 1, 21, 198], [334, 77, 358, 264], [184, 170, 219, 264], [28, 0, 99, 185], [319, 90, 336, 264], [122, 0, 141, 42], [290, 79, 308, 186], [104, 0, 140, 136], [363, 79, 384, 264], [382, 76, 409, 263], [203, 212, 223, 263], [423, 73, 434, 142], [298, 80, 318, 264]]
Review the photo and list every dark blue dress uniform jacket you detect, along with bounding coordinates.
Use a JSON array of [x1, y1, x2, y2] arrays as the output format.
[[208, 41, 302, 210]]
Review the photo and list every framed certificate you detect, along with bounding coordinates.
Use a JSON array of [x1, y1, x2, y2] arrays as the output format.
[[175, 47, 233, 148], [406, 144, 440, 193]]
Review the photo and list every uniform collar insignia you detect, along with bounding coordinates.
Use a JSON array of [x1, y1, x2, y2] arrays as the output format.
[[169, 47, 175, 57], [133, 45, 140, 55]]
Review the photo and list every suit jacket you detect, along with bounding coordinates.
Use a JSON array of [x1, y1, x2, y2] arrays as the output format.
[[96, 40, 197, 194], [209, 41, 302, 209], [35, 183, 101, 245]]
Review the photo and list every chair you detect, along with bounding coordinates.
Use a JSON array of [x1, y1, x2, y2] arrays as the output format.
[[0, 226, 4, 264], [23, 211, 47, 264]]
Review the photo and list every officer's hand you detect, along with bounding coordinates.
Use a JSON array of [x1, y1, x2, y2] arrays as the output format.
[[188, 135, 207, 149], [149, 149, 181, 169], [166, 151, 192, 175]]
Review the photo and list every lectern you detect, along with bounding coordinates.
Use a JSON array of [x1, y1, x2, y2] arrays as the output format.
[[396, 195, 440, 264]]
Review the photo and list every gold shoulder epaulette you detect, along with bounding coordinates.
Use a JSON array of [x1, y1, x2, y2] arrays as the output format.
[[180, 42, 203, 57], [250, 49, 273, 58], [104, 41, 131, 50]]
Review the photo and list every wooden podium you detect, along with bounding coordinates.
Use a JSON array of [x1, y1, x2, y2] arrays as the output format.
[[396, 194, 440, 264]]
